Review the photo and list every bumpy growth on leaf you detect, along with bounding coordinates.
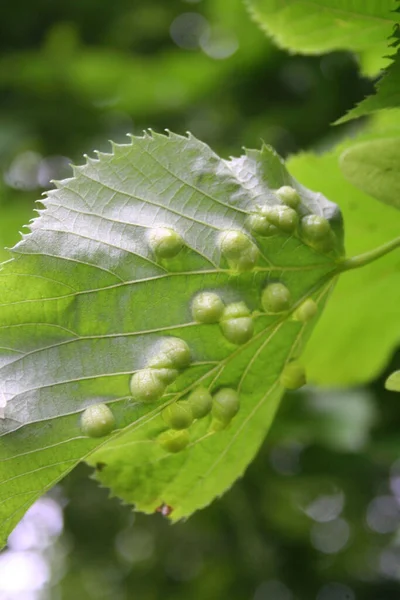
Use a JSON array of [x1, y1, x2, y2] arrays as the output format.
[[219, 230, 259, 271], [301, 215, 331, 240], [300, 215, 335, 252], [280, 362, 307, 390], [149, 338, 191, 370], [275, 185, 301, 209], [261, 282, 292, 313], [212, 388, 240, 425], [187, 387, 213, 419], [191, 291, 225, 324], [220, 302, 254, 345], [220, 318, 254, 345], [0, 132, 344, 546], [221, 302, 251, 320], [264, 205, 298, 233], [153, 368, 179, 384], [149, 227, 184, 259], [247, 213, 278, 236], [293, 298, 318, 323], [162, 401, 194, 430], [158, 429, 190, 453], [130, 369, 167, 403], [80, 404, 116, 438]]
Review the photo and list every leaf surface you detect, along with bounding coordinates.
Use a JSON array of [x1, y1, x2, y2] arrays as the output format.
[[338, 39, 400, 122], [288, 116, 400, 385], [385, 370, 400, 391], [0, 133, 343, 546], [339, 137, 400, 210], [246, 0, 398, 74]]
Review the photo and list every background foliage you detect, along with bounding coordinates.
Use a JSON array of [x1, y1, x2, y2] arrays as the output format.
[[0, 1, 399, 599]]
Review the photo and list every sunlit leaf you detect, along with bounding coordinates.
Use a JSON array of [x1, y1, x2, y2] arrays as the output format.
[[0, 133, 343, 545], [385, 370, 400, 391], [246, 0, 398, 75]]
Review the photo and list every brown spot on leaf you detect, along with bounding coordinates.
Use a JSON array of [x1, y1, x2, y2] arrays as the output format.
[[156, 503, 173, 517]]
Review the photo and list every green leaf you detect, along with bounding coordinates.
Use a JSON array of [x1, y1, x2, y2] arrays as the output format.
[[0, 133, 343, 546], [246, 0, 398, 74], [358, 44, 396, 78], [288, 121, 400, 386], [338, 36, 400, 122], [339, 137, 400, 210], [385, 370, 400, 391]]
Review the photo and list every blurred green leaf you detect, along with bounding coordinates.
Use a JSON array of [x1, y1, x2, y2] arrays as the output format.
[[385, 370, 400, 391], [338, 36, 400, 122], [339, 137, 400, 210], [304, 388, 377, 452], [288, 114, 400, 386], [272, 387, 377, 452], [246, 0, 398, 75]]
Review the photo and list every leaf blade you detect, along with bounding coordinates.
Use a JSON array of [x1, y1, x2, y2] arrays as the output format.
[[385, 370, 400, 391], [0, 133, 342, 544], [90, 281, 333, 521], [246, 0, 398, 74], [288, 117, 400, 386], [337, 39, 400, 122], [339, 137, 400, 210]]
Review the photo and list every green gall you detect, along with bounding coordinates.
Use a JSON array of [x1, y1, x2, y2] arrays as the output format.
[[280, 362, 307, 390], [149, 337, 191, 370], [247, 214, 278, 237], [220, 317, 254, 345], [187, 387, 213, 419], [220, 302, 253, 344], [220, 230, 259, 272], [212, 388, 240, 424], [158, 429, 190, 453], [209, 417, 229, 432], [220, 230, 251, 256], [385, 370, 400, 392], [292, 298, 318, 323], [275, 186, 301, 209], [162, 401, 194, 430], [80, 403, 116, 438], [300, 215, 335, 252], [264, 205, 298, 233], [149, 227, 184, 259], [130, 368, 166, 403], [221, 301, 250, 320], [192, 291, 224, 324], [300, 215, 331, 240], [261, 282, 292, 313], [153, 368, 179, 384]]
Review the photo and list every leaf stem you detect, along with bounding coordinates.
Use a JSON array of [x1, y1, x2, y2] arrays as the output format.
[[337, 237, 400, 273]]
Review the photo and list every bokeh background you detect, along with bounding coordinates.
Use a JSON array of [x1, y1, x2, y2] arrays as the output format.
[[0, 1, 399, 599]]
